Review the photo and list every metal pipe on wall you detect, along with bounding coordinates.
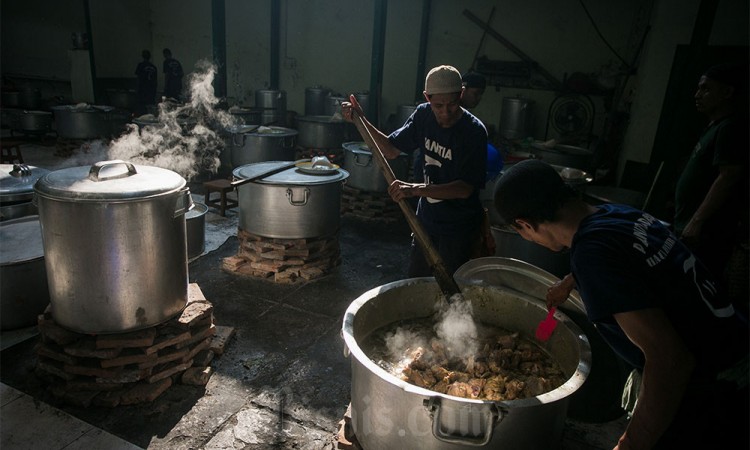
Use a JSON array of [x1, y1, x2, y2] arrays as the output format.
[[368, 0, 388, 126], [270, 0, 281, 89], [415, 0, 431, 103], [83, 0, 98, 103], [211, 0, 227, 99]]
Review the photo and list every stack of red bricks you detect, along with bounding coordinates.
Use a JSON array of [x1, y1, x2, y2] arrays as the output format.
[[341, 184, 402, 222], [222, 228, 341, 283], [334, 404, 363, 450], [34, 283, 235, 407]]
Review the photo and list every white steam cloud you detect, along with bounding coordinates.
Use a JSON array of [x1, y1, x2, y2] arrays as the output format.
[[54, 59, 240, 181]]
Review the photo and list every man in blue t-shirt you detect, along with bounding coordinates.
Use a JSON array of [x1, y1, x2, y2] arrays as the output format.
[[162, 48, 184, 101], [342, 65, 487, 277], [494, 159, 748, 450]]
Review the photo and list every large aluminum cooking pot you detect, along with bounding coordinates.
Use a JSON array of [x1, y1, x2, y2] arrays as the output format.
[[305, 86, 332, 116], [396, 104, 418, 126], [0, 215, 50, 330], [33, 160, 192, 334], [233, 161, 349, 239], [106, 89, 138, 111], [186, 202, 208, 259], [1, 164, 50, 221], [342, 272, 590, 449], [51, 105, 112, 139], [295, 115, 346, 149], [228, 125, 297, 168], [500, 97, 534, 140], [342, 141, 408, 193], [529, 143, 594, 171], [255, 89, 286, 110], [455, 257, 632, 423], [228, 106, 262, 125], [14, 110, 53, 134]]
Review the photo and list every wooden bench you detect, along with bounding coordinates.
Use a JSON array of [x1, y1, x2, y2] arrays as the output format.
[[0, 139, 25, 164], [203, 179, 238, 216]]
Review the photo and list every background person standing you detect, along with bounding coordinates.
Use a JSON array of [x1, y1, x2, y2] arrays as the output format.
[[162, 48, 184, 101], [134, 50, 157, 115]]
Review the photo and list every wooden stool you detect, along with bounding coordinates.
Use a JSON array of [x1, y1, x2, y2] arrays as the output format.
[[0, 140, 25, 164], [203, 179, 238, 216]]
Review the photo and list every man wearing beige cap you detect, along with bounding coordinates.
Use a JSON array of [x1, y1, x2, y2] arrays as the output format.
[[342, 64, 488, 277]]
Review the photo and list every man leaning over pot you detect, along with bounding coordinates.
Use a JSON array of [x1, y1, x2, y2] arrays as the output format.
[[494, 158, 748, 450], [341, 64, 487, 277]]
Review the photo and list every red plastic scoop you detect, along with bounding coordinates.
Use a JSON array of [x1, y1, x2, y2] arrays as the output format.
[[535, 307, 558, 341]]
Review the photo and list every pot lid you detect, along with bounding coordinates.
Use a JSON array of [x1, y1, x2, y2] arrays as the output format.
[[233, 161, 349, 185], [34, 160, 186, 201], [225, 125, 297, 137], [51, 104, 115, 113], [342, 141, 371, 155], [0, 215, 44, 264], [0, 164, 50, 203]]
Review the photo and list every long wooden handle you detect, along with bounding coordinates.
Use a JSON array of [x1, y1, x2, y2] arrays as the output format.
[[230, 159, 311, 188], [351, 110, 461, 298]]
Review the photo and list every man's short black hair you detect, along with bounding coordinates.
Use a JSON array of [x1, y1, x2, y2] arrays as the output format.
[[142, 50, 151, 60], [494, 159, 577, 226], [163, 48, 172, 57]]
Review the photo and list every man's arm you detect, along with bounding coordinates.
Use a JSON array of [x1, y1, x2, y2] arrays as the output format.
[[341, 95, 402, 160], [612, 308, 695, 450], [681, 164, 742, 241], [388, 179, 475, 202]]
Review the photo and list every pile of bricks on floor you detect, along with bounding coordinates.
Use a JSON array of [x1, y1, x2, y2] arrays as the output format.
[[34, 283, 235, 407], [341, 184, 402, 222], [222, 228, 341, 283]]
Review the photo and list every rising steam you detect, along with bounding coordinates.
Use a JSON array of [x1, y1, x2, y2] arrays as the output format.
[[59, 59, 239, 181]]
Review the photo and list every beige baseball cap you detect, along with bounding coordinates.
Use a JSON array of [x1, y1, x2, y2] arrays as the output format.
[[424, 65, 463, 95]]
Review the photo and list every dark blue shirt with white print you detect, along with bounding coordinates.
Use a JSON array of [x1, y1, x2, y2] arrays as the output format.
[[389, 103, 487, 236], [571, 204, 746, 379]]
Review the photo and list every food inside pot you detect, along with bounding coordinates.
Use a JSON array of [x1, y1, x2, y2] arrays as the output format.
[[362, 318, 567, 401]]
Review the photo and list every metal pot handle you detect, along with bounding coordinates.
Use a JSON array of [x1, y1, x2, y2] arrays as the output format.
[[423, 397, 503, 446], [174, 187, 194, 217], [353, 153, 372, 167], [88, 160, 137, 181], [232, 132, 246, 147], [286, 187, 310, 206]]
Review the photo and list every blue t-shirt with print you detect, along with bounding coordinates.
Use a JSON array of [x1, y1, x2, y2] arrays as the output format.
[[570, 204, 746, 378], [388, 103, 487, 236]]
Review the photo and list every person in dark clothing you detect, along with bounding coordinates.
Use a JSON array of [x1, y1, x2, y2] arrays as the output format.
[[674, 63, 749, 314], [134, 50, 157, 115], [341, 65, 488, 277], [494, 159, 748, 450], [162, 48, 184, 101]]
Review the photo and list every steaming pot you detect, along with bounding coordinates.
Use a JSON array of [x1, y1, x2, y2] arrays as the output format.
[[295, 115, 346, 149], [33, 160, 192, 334], [233, 161, 349, 239], [342, 268, 591, 450], [341, 141, 408, 193], [51, 105, 113, 139], [228, 125, 298, 168]]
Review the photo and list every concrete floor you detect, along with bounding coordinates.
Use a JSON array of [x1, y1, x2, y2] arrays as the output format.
[[1, 138, 629, 449]]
